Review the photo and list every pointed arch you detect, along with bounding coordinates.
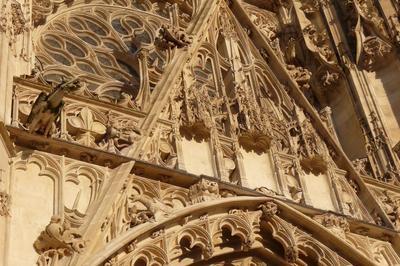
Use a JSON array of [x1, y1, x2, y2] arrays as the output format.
[[82, 197, 375, 266]]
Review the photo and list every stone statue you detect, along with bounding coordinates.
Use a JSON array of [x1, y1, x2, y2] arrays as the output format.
[[156, 24, 192, 49], [34, 215, 86, 256], [26, 77, 81, 137]]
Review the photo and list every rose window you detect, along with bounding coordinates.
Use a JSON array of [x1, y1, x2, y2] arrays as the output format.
[[35, 5, 179, 108]]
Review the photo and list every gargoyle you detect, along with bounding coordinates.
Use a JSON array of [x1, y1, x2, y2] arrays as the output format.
[[128, 194, 172, 226], [26, 77, 81, 137], [156, 24, 192, 49], [34, 215, 86, 256]]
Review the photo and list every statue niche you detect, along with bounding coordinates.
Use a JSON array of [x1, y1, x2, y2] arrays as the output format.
[[26, 77, 81, 137]]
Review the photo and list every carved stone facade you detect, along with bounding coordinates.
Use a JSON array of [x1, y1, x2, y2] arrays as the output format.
[[1, 0, 400, 265]]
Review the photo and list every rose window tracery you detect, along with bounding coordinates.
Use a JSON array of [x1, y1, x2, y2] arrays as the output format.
[[35, 6, 175, 109]]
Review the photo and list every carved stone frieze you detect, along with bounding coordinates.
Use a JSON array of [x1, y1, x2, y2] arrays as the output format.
[[5, 1, 400, 265]]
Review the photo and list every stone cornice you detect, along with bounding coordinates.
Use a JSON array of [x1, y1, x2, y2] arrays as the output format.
[[364, 176, 400, 194], [13, 77, 147, 119], [7, 125, 400, 247]]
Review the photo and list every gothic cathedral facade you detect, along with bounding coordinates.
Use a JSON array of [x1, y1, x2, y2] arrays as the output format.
[[1, 0, 400, 265]]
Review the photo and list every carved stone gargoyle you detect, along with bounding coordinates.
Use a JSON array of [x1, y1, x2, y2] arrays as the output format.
[[34, 215, 86, 258], [26, 77, 81, 137], [155, 24, 192, 49]]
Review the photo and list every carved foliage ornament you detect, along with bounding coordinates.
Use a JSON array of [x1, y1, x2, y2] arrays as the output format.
[[0, 191, 11, 217], [102, 176, 188, 242], [0, 0, 26, 38], [287, 64, 312, 91]]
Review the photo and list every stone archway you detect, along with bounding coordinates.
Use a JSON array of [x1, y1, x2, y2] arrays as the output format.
[[78, 197, 374, 266]]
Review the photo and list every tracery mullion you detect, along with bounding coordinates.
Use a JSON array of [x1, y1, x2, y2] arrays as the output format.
[[34, 5, 172, 113], [207, 20, 244, 183]]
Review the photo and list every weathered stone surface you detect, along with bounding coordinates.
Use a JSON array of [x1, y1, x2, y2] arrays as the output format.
[[1, 0, 400, 265]]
